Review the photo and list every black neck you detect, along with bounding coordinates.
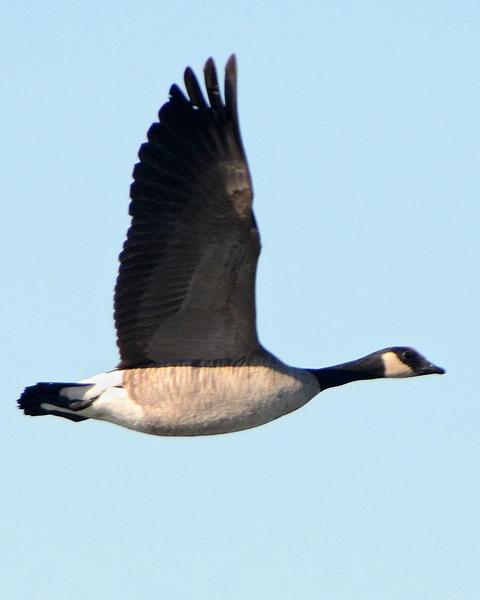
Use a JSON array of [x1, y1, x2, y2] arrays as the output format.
[[310, 354, 384, 390]]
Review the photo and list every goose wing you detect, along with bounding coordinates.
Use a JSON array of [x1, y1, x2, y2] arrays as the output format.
[[114, 56, 261, 368]]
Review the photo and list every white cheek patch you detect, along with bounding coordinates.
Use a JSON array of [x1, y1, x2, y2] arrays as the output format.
[[382, 352, 414, 378]]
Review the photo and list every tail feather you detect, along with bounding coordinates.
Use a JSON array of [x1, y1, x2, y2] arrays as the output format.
[[18, 382, 92, 422]]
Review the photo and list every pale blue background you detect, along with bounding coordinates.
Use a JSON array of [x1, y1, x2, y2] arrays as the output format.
[[2, 2, 478, 599]]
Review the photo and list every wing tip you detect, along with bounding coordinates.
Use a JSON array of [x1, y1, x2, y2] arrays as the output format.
[[203, 56, 224, 112], [184, 65, 208, 109], [204, 56, 216, 72], [226, 54, 237, 73], [169, 83, 187, 103], [182, 55, 238, 115]]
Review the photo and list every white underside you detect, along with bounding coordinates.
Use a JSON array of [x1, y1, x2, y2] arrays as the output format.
[[41, 364, 320, 436], [41, 371, 145, 429]]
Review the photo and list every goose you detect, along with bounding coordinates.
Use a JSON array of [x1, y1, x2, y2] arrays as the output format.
[[18, 56, 445, 436]]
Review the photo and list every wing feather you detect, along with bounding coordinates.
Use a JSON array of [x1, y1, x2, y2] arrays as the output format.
[[114, 56, 261, 368]]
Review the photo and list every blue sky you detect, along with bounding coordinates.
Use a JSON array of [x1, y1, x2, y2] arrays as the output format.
[[2, 1, 479, 598]]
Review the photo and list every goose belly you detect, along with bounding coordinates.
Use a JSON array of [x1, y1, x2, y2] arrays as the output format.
[[92, 364, 319, 436]]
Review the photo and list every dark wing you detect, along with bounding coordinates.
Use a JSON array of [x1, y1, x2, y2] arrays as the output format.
[[114, 56, 262, 368]]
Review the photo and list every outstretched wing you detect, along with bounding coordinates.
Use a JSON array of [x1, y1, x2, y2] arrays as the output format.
[[114, 56, 261, 368]]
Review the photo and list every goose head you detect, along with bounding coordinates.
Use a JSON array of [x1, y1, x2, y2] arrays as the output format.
[[380, 347, 445, 378]]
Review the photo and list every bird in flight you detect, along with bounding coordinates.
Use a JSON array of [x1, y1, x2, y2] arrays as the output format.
[[18, 56, 445, 436]]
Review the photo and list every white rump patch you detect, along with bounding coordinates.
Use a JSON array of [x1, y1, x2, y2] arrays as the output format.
[[54, 371, 125, 404], [89, 386, 145, 427], [75, 371, 144, 427], [381, 351, 414, 378], [78, 370, 125, 400]]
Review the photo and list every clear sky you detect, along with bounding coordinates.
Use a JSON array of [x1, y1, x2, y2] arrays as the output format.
[[2, 1, 479, 599]]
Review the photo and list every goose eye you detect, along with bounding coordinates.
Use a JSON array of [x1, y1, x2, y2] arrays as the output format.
[[401, 350, 415, 363]]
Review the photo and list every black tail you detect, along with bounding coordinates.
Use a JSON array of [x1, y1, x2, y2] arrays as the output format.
[[18, 382, 92, 422]]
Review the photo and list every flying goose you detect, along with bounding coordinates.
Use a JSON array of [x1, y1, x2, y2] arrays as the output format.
[[18, 56, 444, 436]]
